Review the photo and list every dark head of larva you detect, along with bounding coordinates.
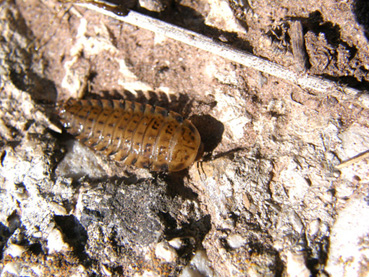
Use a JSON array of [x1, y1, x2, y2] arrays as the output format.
[[166, 118, 203, 172], [57, 99, 203, 172]]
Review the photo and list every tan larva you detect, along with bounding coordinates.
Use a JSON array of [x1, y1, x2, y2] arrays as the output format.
[[57, 99, 203, 172]]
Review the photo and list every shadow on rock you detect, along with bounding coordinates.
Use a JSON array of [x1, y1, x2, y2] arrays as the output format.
[[353, 0, 369, 41], [54, 215, 88, 261]]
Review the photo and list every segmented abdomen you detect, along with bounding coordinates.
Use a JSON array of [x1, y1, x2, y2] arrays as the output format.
[[58, 99, 202, 172]]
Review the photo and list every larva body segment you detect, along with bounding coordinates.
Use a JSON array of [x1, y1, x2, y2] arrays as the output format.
[[58, 99, 202, 172]]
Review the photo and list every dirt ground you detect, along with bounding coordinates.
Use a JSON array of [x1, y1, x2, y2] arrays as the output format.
[[0, 0, 369, 276]]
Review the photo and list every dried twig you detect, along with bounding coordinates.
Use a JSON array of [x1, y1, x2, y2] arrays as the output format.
[[76, 4, 362, 98], [289, 20, 308, 73], [336, 150, 369, 169]]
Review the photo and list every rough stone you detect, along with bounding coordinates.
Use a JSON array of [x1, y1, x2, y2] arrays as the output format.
[[1, 0, 369, 275]]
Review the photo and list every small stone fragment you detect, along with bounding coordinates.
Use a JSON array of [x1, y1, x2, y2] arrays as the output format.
[[226, 234, 246, 249], [139, 0, 170, 12], [47, 227, 72, 254], [56, 140, 106, 179], [283, 250, 310, 277], [155, 241, 178, 262], [3, 243, 27, 258], [180, 250, 214, 277], [2, 262, 22, 276], [168, 237, 184, 250], [326, 194, 369, 276]]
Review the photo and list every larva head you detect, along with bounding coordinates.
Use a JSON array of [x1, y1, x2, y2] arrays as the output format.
[[168, 120, 202, 172]]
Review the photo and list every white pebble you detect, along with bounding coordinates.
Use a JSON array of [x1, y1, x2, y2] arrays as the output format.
[[155, 241, 177, 262], [326, 195, 369, 276], [3, 243, 27, 258], [180, 250, 214, 277], [226, 234, 246, 249], [47, 227, 71, 254]]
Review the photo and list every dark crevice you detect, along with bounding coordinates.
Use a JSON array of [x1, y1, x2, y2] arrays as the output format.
[[54, 215, 88, 262], [353, 0, 369, 40]]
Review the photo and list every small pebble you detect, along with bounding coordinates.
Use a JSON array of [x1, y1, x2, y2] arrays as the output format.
[[155, 241, 177, 262]]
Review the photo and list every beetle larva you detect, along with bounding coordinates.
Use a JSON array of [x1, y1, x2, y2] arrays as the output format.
[[58, 99, 203, 172]]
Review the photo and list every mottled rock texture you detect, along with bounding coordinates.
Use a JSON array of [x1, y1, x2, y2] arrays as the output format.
[[1, 0, 369, 276]]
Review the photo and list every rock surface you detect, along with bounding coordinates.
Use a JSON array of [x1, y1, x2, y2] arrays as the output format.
[[1, 0, 369, 276]]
